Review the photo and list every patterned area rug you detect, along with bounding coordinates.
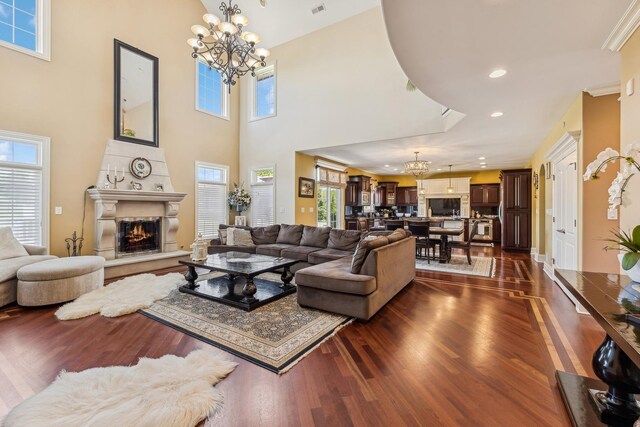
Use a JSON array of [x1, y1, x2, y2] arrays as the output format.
[[140, 273, 352, 374], [415, 255, 495, 277]]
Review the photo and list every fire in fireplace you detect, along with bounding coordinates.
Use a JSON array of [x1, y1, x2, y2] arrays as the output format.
[[116, 217, 161, 257]]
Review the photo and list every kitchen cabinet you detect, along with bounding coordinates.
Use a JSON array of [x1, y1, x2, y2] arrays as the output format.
[[396, 186, 418, 206], [345, 182, 358, 207], [375, 182, 399, 207], [470, 184, 500, 206], [346, 175, 371, 206], [501, 169, 531, 251]]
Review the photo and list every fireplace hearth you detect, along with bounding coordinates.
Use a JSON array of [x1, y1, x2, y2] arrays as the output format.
[[117, 218, 161, 257]]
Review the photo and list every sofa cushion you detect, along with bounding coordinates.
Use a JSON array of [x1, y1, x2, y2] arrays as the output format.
[[276, 224, 304, 245], [281, 245, 323, 262], [350, 236, 389, 274], [256, 243, 298, 257], [328, 229, 362, 251], [386, 228, 409, 244], [229, 228, 254, 247], [251, 225, 280, 245], [300, 226, 331, 248], [18, 256, 104, 281], [295, 257, 376, 296], [308, 248, 355, 264], [0, 228, 29, 261], [209, 245, 256, 254], [0, 255, 57, 283]]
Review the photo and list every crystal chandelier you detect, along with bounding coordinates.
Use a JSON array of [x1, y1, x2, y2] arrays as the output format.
[[404, 152, 430, 178], [188, 1, 270, 92]]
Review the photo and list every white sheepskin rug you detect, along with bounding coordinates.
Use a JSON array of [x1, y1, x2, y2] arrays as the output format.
[[55, 273, 185, 320], [2, 350, 237, 427]]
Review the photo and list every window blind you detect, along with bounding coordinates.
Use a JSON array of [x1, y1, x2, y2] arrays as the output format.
[[0, 165, 42, 244], [251, 184, 274, 227], [196, 182, 227, 239]]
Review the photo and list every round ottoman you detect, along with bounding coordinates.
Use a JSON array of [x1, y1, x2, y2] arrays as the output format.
[[17, 256, 105, 306]]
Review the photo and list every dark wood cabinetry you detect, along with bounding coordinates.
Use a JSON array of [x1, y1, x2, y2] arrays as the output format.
[[396, 186, 418, 206], [470, 184, 500, 206], [501, 169, 531, 251], [346, 175, 371, 206], [374, 182, 399, 207]]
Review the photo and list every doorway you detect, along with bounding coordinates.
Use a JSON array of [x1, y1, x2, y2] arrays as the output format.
[[317, 185, 342, 228], [537, 163, 546, 261]]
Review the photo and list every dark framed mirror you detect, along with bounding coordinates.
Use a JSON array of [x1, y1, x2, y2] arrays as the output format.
[[114, 39, 159, 147]]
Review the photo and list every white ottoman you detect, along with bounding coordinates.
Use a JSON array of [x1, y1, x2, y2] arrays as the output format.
[[17, 256, 105, 306]]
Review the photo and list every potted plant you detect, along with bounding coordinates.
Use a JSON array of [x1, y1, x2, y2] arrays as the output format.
[[605, 226, 640, 282]]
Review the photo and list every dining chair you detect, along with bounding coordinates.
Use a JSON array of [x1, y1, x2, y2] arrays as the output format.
[[408, 222, 437, 263], [448, 220, 480, 265], [385, 220, 404, 231]]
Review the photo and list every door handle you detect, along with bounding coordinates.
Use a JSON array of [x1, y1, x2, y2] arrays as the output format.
[[556, 229, 566, 234]]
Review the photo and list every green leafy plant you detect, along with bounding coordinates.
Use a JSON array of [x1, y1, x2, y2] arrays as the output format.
[[605, 226, 640, 270]]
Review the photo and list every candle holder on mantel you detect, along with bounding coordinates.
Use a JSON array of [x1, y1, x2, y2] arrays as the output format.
[[107, 172, 125, 189]]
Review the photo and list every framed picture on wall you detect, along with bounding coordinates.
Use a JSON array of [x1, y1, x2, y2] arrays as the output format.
[[298, 177, 315, 198]]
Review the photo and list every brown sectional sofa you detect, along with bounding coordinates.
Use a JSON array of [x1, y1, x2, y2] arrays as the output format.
[[208, 223, 416, 320]]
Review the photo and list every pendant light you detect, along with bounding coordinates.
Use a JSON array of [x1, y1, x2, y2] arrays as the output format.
[[447, 165, 454, 193]]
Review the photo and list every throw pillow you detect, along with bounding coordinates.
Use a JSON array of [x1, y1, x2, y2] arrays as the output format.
[[350, 236, 389, 274], [328, 229, 362, 251], [251, 225, 280, 245], [386, 228, 408, 244], [276, 224, 304, 245], [219, 228, 228, 245], [225, 227, 237, 246], [231, 228, 255, 247], [0, 227, 29, 261], [300, 226, 331, 248]]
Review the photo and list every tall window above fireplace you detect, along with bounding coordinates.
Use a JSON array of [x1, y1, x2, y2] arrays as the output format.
[[116, 217, 161, 257]]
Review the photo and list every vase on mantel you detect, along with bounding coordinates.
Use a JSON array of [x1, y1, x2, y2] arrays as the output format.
[[618, 254, 640, 283]]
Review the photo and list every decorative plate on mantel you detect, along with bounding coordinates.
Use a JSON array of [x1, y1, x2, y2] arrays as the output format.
[[130, 157, 152, 179]]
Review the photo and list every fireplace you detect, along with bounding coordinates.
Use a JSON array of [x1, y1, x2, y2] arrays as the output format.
[[116, 217, 161, 258]]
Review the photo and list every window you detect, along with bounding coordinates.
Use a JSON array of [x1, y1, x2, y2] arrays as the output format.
[[0, 129, 49, 246], [195, 162, 228, 239], [0, 0, 50, 60], [251, 64, 276, 120], [250, 167, 274, 227], [196, 60, 228, 119]]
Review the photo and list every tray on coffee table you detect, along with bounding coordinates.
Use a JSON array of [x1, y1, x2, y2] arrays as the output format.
[[179, 252, 299, 311]]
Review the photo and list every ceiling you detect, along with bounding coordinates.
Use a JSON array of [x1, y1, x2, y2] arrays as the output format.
[[200, 0, 379, 48], [350, 0, 631, 175]]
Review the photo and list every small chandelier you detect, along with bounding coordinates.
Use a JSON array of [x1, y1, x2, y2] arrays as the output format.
[[404, 151, 430, 178], [188, 1, 270, 92]]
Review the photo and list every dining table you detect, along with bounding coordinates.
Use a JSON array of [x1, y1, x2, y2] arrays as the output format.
[[428, 226, 465, 263]]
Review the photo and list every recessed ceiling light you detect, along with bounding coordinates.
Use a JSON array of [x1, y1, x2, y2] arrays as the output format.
[[384, 164, 390, 167], [478, 156, 486, 160], [481, 165, 487, 168], [437, 168, 442, 171], [489, 69, 507, 79], [393, 168, 398, 171], [480, 162, 487, 165], [491, 112, 503, 118]]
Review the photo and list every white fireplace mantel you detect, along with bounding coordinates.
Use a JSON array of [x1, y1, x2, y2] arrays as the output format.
[[88, 189, 187, 203]]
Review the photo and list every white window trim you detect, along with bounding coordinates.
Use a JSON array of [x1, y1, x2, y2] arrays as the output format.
[[249, 165, 276, 227], [0, 128, 50, 250], [194, 161, 229, 239], [249, 62, 277, 122], [194, 59, 229, 121], [0, 0, 51, 61]]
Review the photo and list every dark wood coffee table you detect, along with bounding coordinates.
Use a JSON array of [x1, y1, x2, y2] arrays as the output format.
[[179, 252, 299, 311]]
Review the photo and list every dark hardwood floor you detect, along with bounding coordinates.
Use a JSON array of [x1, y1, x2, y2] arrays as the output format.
[[0, 246, 603, 426]]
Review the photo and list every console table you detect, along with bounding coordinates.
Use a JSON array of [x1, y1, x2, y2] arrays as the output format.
[[555, 270, 640, 427]]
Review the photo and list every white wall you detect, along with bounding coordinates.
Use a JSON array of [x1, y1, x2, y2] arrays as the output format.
[[240, 7, 450, 224]]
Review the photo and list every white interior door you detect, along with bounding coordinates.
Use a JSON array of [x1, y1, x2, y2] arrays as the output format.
[[553, 149, 578, 270]]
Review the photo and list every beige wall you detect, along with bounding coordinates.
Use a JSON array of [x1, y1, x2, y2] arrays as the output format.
[[582, 93, 620, 273], [529, 92, 621, 273], [294, 153, 317, 225], [620, 29, 640, 240], [0, 0, 239, 257], [240, 7, 450, 225]]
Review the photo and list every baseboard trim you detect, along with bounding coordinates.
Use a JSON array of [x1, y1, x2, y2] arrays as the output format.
[[543, 263, 589, 315]]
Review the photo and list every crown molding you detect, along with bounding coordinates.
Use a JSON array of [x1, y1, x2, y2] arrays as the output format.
[[602, 0, 640, 51], [584, 82, 621, 97]]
